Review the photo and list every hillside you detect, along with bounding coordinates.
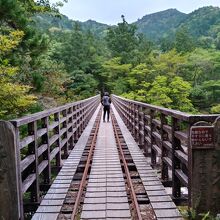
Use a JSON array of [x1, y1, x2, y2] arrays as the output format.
[[33, 13, 109, 36], [133, 9, 187, 41], [180, 6, 220, 37], [33, 6, 220, 41]]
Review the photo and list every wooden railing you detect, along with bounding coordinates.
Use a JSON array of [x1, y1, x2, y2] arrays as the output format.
[[112, 95, 220, 213], [0, 95, 100, 219]]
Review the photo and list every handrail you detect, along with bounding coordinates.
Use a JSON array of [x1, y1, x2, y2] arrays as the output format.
[[0, 95, 100, 219], [112, 94, 219, 122], [11, 95, 100, 127], [112, 94, 220, 209]]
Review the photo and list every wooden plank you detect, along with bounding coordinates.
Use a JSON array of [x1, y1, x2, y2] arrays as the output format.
[[151, 202, 177, 209], [149, 196, 172, 202], [175, 150, 188, 165], [50, 184, 70, 188], [157, 218, 183, 220], [20, 135, 34, 149], [152, 119, 161, 127], [152, 144, 162, 155], [40, 200, 64, 206], [163, 141, 172, 151], [152, 131, 162, 142], [175, 169, 188, 186], [50, 147, 59, 161], [154, 209, 182, 218], [38, 160, 48, 174], [38, 144, 47, 157], [32, 213, 59, 220], [174, 131, 188, 142], [37, 128, 47, 138], [43, 193, 67, 200], [163, 124, 172, 134], [163, 157, 172, 168], [36, 205, 62, 213], [0, 121, 21, 220], [49, 134, 59, 146], [47, 188, 69, 194], [145, 125, 151, 133], [20, 154, 35, 172], [22, 173, 36, 193]]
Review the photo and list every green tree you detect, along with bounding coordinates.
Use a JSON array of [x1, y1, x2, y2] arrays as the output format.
[[169, 76, 194, 112], [147, 76, 172, 107], [175, 27, 195, 53], [0, 30, 36, 119], [102, 57, 131, 94], [106, 15, 151, 64]]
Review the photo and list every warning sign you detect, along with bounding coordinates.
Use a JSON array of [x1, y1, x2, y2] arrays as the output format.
[[190, 126, 214, 149]]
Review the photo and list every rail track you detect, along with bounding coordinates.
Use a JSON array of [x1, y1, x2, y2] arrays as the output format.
[[1, 95, 219, 220], [32, 105, 182, 220]]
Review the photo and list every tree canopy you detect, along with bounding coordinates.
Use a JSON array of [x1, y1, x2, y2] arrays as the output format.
[[1, 5, 220, 120]]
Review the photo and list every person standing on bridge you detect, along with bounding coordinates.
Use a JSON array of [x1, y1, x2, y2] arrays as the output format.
[[101, 92, 111, 122]]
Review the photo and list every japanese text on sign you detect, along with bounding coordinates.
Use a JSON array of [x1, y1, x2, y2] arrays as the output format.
[[191, 126, 214, 148]]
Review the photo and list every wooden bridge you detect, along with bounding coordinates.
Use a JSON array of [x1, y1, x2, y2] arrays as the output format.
[[0, 95, 220, 220]]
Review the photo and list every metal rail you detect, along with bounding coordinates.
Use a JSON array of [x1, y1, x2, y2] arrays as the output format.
[[112, 94, 220, 215], [71, 109, 102, 220], [111, 111, 143, 220]]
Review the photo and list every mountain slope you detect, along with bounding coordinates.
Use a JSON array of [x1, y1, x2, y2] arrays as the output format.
[[180, 6, 220, 37], [133, 9, 187, 41], [33, 6, 220, 42], [33, 13, 109, 36]]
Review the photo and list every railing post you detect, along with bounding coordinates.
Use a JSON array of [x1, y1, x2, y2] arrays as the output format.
[[190, 117, 220, 215], [62, 109, 68, 159], [0, 121, 23, 220], [171, 117, 181, 200], [54, 112, 61, 168], [125, 100, 129, 127], [41, 117, 51, 186], [150, 109, 156, 166], [143, 109, 148, 156], [161, 113, 169, 182], [68, 107, 74, 150], [28, 121, 40, 203], [138, 106, 143, 148], [128, 101, 132, 131]]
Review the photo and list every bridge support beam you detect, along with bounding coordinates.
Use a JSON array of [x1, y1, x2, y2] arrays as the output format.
[[0, 121, 23, 220]]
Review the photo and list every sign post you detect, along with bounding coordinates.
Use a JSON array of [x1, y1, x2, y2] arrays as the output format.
[[190, 118, 220, 216]]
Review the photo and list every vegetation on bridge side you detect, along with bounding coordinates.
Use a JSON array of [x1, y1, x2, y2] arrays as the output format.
[[1, 1, 220, 120]]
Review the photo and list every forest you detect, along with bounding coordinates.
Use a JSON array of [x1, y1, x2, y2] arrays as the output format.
[[1, 0, 220, 120]]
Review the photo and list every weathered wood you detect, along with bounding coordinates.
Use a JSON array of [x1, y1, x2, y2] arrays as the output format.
[[2, 95, 99, 218], [10, 95, 99, 127], [191, 118, 220, 215], [171, 117, 181, 199], [32, 105, 101, 220], [0, 121, 21, 219], [112, 95, 220, 210]]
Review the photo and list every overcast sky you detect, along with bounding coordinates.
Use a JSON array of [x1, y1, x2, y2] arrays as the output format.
[[53, 0, 220, 24]]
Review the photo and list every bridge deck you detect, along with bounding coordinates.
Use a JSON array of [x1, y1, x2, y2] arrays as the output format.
[[32, 105, 182, 220], [32, 106, 101, 220], [112, 105, 182, 220], [81, 109, 131, 219]]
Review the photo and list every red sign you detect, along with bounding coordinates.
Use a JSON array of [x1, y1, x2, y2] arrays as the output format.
[[190, 126, 214, 149]]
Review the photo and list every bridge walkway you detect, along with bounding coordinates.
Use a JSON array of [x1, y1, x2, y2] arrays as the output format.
[[32, 105, 182, 220]]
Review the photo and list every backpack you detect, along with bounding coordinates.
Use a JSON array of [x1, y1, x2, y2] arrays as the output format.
[[102, 95, 111, 106]]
